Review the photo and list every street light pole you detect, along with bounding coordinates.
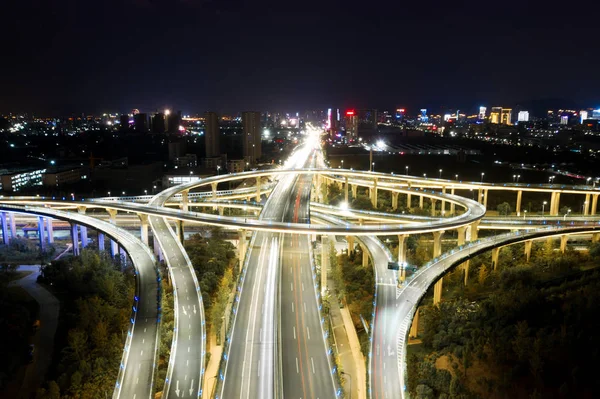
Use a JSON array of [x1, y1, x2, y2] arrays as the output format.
[[542, 201, 547, 216], [481, 172, 485, 183]]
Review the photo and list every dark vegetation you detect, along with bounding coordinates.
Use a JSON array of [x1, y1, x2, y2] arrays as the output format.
[[34, 250, 134, 399], [407, 241, 600, 399]]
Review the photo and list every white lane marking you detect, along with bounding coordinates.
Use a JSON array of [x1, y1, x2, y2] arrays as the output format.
[[311, 357, 315, 374], [296, 357, 299, 373], [292, 302, 294, 312], [293, 326, 296, 339], [291, 283, 293, 291], [258, 360, 261, 377], [302, 283, 304, 291], [140, 350, 143, 356], [307, 326, 311, 340], [304, 302, 307, 313]]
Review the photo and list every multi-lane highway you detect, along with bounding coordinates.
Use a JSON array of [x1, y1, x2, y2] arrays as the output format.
[[148, 194, 205, 398]]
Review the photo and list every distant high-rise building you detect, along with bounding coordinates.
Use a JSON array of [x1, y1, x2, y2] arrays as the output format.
[[560, 115, 569, 125], [592, 109, 600, 119], [357, 109, 378, 132], [119, 115, 129, 131], [420, 109, 428, 123], [501, 108, 512, 125], [151, 112, 166, 133], [134, 113, 149, 132], [395, 108, 405, 122], [580, 110, 588, 124], [345, 110, 358, 142], [478, 106, 487, 120], [242, 111, 262, 164], [517, 111, 529, 122], [166, 111, 182, 133], [490, 107, 502, 124], [205, 111, 220, 158]]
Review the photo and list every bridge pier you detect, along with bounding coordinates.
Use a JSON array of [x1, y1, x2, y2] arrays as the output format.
[[119, 246, 128, 267], [181, 190, 189, 212], [457, 226, 466, 246], [80, 225, 88, 248], [37, 216, 46, 251], [46, 218, 54, 244], [409, 307, 419, 338], [483, 189, 488, 208], [98, 232, 105, 251], [255, 178, 261, 202], [176, 220, 184, 243], [70, 223, 80, 256], [110, 239, 118, 258], [419, 195, 423, 209], [491, 247, 500, 270], [524, 240, 532, 261], [477, 188, 482, 204], [584, 193, 591, 215], [344, 176, 349, 203], [593, 233, 600, 243], [462, 260, 470, 285], [397, 234, 407, 264], [450, 188, 455, 214], [550, 191, 561, 216], [560, 235, 568, 253], [370, 178, 378, 208], [430, 198, 437, 216], [516, 190, 522, 216], [138, 214, 149, 246], [433, 230, 444, 258], [346, 235, 355, 254], [466, 221, 479, 241], [391, 192, 399, 210], [441, 187, 446, 215], [361, 244, 369, 267], [407, 192, 412, 209], [351, 184, 357, 199], [592, 194, 598, 215], [433, 278, 443, 305], [1, 212, 8, 245]]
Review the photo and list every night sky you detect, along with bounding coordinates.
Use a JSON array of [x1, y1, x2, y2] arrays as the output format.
[[2, 0, 599, 115]]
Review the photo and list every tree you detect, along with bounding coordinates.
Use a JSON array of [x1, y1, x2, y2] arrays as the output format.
[[496, 202, 511, 216]]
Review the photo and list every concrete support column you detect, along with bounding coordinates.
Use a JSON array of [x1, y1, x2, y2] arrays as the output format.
[[80, 225, 88, 248], [9, 213, 16, 240], [391, 192, 399, 210], [176, 220, 184, 243], [238, 230, 246, 271], [462, 260, 470, 285], [321, 235, 329, 295], [71, 224, 80, 256], [107, 209, 118, 225], [255, 177, 261, 202], [584, 193, 591, 216], [38, 216, 46, 251], [430, 198, 437, 216], [351, 184, 357, 199], [560, 235, 568, 253], [592, 194, 599, 216], [409, 308, 419, 338], [550, 192, 561, 216], [516, 190, 522, 216], [361, 245, 368, 267], [466, 221, 479, 241], [110, 239, 118, 258], [433, 278, 443, 305], [181, 190, 189, 212], [344, 176, 349, 203], [346, 236, 355, 254], [524, 240, 532, 262], [457, 226, 466, 246], [370, 178, 378, 208], [407, 192, 412, 209], [98, 232, 105, 251], [441, 187, 446, 215], [211, 182, 218, 201], [419, 195, 424, 209], [218, 206, 224, 216], [554, 192, 561, 215], [1, 213, 8, 245], [432, 230, 444, 258], [46, 218, 54, 244], [483, 189, 488, 209], [397, 234, 407, 264], [138, 214, 149, 246], [592, 233, 600, 243], [477, 188, 483, 204], [491, 247, 500, 270], [119, 246, 127, 266], [450, 188, 455, 214]]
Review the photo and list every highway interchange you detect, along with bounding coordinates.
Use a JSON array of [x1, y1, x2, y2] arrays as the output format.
[[1, 128, 600, 399]]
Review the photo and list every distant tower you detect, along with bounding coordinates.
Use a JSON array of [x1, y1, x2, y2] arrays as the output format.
[[344, 110, 358, 142], [501, 108, 512, 125], [205, 111, 220, 158], [242, 111, 262, 164], [478, 106, 487, 120], [517, 111, 529, 122]]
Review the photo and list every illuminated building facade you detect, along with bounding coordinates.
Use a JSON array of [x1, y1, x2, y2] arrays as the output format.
[[242, 111, 262, 164], [344, 110, 358, 142]]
